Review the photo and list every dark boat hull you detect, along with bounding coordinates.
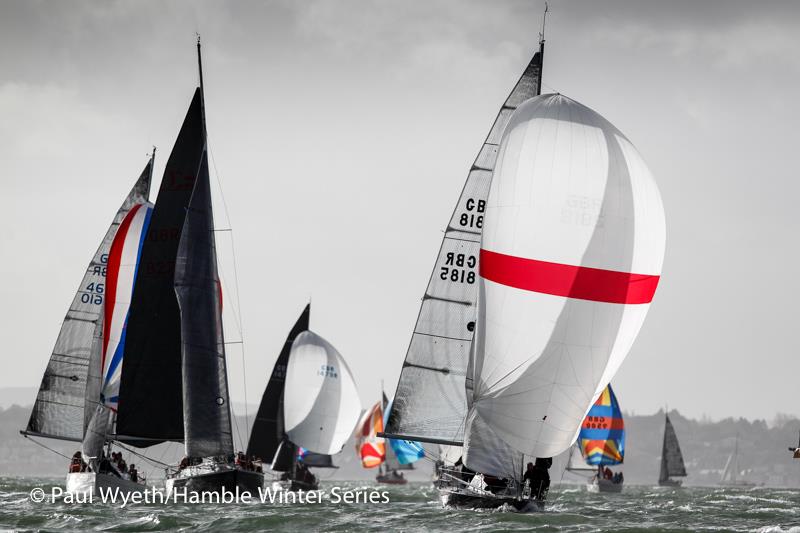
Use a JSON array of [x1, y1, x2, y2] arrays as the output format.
[[440, 489, 544, 512], [167, 468, 263, 495], [658, 478, 682, 487], [376, 474, 408, 485]]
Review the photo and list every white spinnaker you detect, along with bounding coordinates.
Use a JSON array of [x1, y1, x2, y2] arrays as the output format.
[[467, 94, 665, 460], [284, 330, 362, 455]]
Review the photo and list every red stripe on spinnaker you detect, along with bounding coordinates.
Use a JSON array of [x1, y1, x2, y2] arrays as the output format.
[[102, 204, 142, 366], [480, 249, 659, 304]]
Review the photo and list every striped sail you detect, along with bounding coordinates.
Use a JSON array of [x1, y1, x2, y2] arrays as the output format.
[[578, 385, 625, 465], [356, 402, 386, 468], [100, 203, 153, 410], [466, 93, 665, 466]]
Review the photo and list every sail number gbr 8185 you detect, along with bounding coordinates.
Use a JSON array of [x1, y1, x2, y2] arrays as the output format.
[[440, 252, 476, 284]]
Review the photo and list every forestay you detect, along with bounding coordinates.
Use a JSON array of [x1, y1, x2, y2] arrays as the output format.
[[25, 160, 152, 442], [468, 93, 665, 460], [283, 331, 361, 455], [384, 52, 543, 446]]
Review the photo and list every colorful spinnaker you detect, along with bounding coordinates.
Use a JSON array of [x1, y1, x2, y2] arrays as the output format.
[[578, 385, 625, 465], [356, 402, 386, 468], [101, 203, 153, 410]]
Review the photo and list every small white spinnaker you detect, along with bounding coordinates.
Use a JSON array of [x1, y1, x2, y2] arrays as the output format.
[[284, 331, 361, 455]]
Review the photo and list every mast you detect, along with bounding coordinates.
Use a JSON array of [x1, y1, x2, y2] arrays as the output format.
[[196, 35, 207, 137], [537, 2, 548, 96]]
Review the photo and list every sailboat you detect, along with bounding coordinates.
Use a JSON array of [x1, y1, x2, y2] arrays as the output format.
[[377, 393, 423, 484], [720, 435, 755, 487], [567, 385, 625, 493], [105, 39, 263, 495], [383, 10, 665, 512], [355, 392, 423, 485], [247, 304, 361, 491], [658, 413, 687, 487], [21, 155, 154, 495]]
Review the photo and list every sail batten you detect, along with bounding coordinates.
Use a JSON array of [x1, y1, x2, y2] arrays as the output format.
[[384, 52, 543, 444]]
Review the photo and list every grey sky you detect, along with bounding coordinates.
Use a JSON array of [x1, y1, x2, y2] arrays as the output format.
[[1, 0, 798, 421]]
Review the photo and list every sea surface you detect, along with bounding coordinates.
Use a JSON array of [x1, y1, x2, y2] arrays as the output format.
[[1, 477, 799, 532]]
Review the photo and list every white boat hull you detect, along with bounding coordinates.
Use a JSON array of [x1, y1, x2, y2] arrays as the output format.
[[66, 472, 144, 496]]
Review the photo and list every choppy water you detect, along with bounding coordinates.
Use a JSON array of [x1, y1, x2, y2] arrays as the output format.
[[2, 477, 800, 532]]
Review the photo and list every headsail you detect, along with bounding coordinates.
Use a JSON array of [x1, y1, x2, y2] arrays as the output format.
[[247, 304, 310, 462], [659, 413, 687, 481], [283, 331, 361, 455], [467, 94, 665, 459], [578, 385, 625, 465], [25, 159, 152, 442], [174, 123, 234, 458], [384, 52, 543, 446], [116, 90, 206, 447]]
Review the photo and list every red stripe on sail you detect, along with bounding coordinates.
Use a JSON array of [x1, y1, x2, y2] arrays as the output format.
[[480, 249, 659, 304], [102, 204, 141, 366]]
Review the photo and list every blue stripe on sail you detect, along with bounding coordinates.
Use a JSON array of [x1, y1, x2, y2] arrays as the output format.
[[104, 326, 127, 384], [579, 428, 625, 440], [132, 207, 153, 288]]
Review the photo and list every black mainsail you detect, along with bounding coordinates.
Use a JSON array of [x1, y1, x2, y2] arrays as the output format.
[[116, 90, 205, 446], [24, 159, 153, 443], [659, 413, 687, 484], [383, 51, 543, 446]]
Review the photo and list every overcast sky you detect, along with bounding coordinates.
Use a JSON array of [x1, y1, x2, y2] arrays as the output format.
[[1, 0, 799, 422]]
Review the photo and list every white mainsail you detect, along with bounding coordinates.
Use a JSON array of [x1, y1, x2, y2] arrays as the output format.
[[283, 331, 361, 455], [465, 94, 665, 466]]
